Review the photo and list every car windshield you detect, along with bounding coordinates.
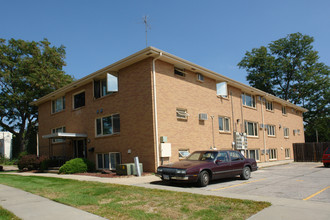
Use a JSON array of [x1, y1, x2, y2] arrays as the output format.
[[186, 152, 218, 161]]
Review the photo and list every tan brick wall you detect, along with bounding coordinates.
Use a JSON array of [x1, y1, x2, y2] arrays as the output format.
[[38, 57, 305, 172], [38, 58, 157, 171], [155, 60, 305, 164]]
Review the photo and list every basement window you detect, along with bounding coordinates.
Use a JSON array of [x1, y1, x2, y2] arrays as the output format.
[[179, 150, 190, 159]]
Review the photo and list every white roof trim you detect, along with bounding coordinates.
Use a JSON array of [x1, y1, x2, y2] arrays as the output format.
[[42, 132, 87, 139]]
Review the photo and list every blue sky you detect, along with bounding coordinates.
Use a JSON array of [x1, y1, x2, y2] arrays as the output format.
[[1, 0, 330, 84]]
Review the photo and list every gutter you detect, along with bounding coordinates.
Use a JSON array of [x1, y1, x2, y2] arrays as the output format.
[[152, 52, 163, 168]]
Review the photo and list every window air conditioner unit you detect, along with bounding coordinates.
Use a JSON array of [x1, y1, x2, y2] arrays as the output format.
[[199, 113, 208, 120], [260, 124, 264, 129]]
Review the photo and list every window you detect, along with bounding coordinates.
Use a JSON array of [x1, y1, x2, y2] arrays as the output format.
[[247, 149, 260, 161], [52, 96, 65, 113], [269, 149, 277, 160], [267, 125, 276, 136], [97, 152, 121, 170], [284, 127, 289, 138], [265, 100, 273, 111], [94, 74, 118, 99], [218, 116, 230, 132], [242, 93, 256, 108], [197, 73, 204, 82], [176, 108, 188, 120], [282, 106, 287, 115], [216, 82, 228, 98], [179, 150, 190, 159], [94, 79, 111, 99], [217, 152, 229, 162], [96, 114, 120, 136], [73, 91, 85, 109], [174, 68, 185, 77], [245, 121, 258, 137], [229, 151, 243, 161], [285, 148, 290, 159], [52, 126, 66, 143]]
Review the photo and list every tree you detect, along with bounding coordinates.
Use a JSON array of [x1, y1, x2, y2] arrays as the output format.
[[0, 38, 73, 154], [238, 33, 330, 142]]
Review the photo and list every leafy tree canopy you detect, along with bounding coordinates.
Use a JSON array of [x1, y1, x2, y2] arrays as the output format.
[[238, 33, 329, 142], [0, 38, 73, 152]]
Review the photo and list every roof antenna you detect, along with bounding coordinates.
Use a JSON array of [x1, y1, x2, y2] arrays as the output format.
[[143, 15, 151, 47]]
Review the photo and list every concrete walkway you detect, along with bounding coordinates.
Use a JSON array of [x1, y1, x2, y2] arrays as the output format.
[[2, 160, 329, 220], [0, 184, 106, 220]]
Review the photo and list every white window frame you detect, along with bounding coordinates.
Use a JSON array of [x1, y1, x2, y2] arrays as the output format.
[[265, 100, 273, 111], [269, 149, 277, 160], [51, 126, 66, 143], [245, 121, 258, 137], [267, 125, 276, 137], [247, 149, 260, 161], [282, 106, 287, 115], [176, 108, 189, 120], [284, 127, 289, 138], [96, 114, 120, 137], [242, 93, 256, 108], [197, 73, 204, 82], [179, 149, 190, 159], [73, 90, 85, 110], [51, 96, 65, 114], [218, 116, 230, 132], [96, 152, 121, 170], [285, 148, 290, 159]]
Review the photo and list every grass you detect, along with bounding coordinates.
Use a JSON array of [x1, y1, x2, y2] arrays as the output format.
[[0, 206, 20, 220], [0, 174, 270, 219]]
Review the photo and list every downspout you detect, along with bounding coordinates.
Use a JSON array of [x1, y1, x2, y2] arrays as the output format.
[[261, 97, 267, 162], [152, 52, 162, 168]]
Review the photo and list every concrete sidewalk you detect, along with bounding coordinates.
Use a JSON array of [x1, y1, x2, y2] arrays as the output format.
[[0, 184, 106, 220], [4, 160, 328, 220]]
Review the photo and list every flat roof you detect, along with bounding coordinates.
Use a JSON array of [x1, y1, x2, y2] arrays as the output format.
[[42, 132, 87, 139]]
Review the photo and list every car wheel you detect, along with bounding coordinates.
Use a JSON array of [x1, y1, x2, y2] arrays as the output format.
[[240, 166, 251, 180], [198, 171, 210, 187]]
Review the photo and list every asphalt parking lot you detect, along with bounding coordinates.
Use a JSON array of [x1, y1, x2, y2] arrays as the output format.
[[144, 162, 330, 203]]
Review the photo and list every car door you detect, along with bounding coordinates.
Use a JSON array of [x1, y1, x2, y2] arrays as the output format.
[[213, 151, 233, 179], [228, 151, 245, 175]]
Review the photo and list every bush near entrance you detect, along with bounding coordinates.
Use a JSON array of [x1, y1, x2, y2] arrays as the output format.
[[59, 158, 95, 174]]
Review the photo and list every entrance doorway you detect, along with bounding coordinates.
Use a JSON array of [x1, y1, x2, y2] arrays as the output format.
[[73, 139, 86, 158]]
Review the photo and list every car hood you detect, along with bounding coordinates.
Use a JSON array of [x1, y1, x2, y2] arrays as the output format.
[[160, 160, 208, 169]]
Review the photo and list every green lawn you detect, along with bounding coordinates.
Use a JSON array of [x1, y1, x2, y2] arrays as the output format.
[[0, 206, 20, 220], [0, 174, 270, 220]]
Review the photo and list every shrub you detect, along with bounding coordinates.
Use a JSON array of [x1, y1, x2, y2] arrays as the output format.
[[59, 158, 88, 174], [17, 155, 49, 171], [18, 155, 39, 170], [39, 156, 50, 171], [83, 158, 96, 172]]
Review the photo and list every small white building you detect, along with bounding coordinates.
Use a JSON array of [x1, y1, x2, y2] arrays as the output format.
[[0, 132, 13, 159]]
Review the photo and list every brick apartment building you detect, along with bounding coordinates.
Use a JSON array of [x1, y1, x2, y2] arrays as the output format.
[[32, 47, 306, 172]]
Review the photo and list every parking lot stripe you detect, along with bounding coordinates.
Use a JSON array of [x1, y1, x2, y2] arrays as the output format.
[[210, 178, 266, 191], [303, 186, 330, 201]]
